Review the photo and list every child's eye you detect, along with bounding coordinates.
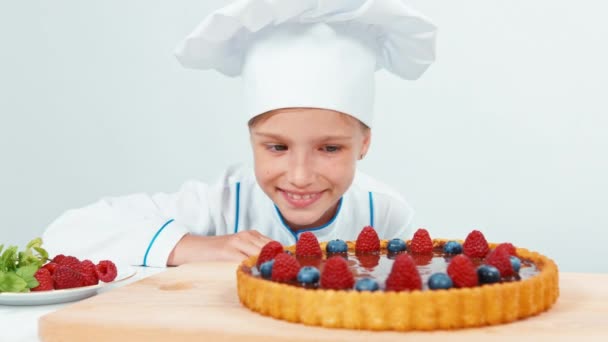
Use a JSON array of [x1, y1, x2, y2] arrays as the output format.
[[322, 145, 341, 153], [266, 144, 288, 152]]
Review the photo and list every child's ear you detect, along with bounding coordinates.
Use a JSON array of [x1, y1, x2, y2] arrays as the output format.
[[359, 129, 371, 160]]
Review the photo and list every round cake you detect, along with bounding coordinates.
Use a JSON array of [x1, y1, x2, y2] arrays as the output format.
[[236, 227, 559, 331]]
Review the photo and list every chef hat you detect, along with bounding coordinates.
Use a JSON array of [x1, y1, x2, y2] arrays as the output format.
[[175, 0, 436, 127]]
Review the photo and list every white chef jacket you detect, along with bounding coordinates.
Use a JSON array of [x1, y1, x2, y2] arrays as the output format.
[[42, 164, 414, 267]]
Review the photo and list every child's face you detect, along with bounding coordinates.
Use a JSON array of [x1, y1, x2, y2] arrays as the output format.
[[250, 108, 370, 231]]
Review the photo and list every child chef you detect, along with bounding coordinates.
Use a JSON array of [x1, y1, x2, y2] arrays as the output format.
[[43, 0, 436, 267]]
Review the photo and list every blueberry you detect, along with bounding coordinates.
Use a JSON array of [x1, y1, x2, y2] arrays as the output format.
[[428, 273, 453, 290], [387, 238, 407, 254], [477, 265, 501, 284], [260, 260, 274, 279], [510, 256, 521, 273], [326, 239, 348, 254], [355, 278, 379, 291], [297, 266, 320, 285], [443, 241, 463, 255]]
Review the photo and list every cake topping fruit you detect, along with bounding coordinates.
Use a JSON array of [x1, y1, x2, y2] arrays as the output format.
[[477, 265, 501, 284], [256, 241, 283, 268], [427, 272, 453, 290], [271, 253, 300, 282], [385, 254, 422, 291], [495, 242, 517, 256], [387, 238, 407, 254], [443, 241, 463, 255], [296, 232, 322, 257], [463, 230, 490, 258], [355, 226, 380, 253], [409, 228, 433, 254], [297, 266, 320, 285], [320, 255, 355, 290], [485, 248, 514, 277], [326, 239, 348, 254], [355, 278, 379, 291], [447, 254, 478, 288], [510, 256, 521, 273], [259, 260, 274, 279]]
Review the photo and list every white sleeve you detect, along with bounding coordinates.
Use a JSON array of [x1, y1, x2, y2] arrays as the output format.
[[42, 174, 235, 268]]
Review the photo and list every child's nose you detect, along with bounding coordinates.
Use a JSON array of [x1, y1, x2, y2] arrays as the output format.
[[287, 153, 315, 188]]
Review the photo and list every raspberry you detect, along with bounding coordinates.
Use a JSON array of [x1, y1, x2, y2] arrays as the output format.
[[447, 255, 478, 288], [56, 255, 81, 271], [256, 241, 284, 268], [485, 248, 514, 277], [320, 256, 354, 290], [52, 254, 67, 264], [463, 230, 490, 258], [42, 262, 58, 276], [494, 243, 517, 257], [32, 268, 54, 291], [79, 260, 99, 286], [409, 228, 433, 254], [355, 226, 380, 253], [385, 254, 422, 291], [96, 260, 118, 282], [53, 265, 84, 289], [295, 232, 322, 257], [271, 253, 300, 282]]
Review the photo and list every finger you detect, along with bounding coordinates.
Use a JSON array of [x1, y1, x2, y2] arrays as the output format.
[[221, 249, 249, 262], [236, 239, 264, 257]]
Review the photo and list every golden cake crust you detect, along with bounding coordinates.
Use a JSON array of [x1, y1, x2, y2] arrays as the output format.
[[236, 239, 559, 331]]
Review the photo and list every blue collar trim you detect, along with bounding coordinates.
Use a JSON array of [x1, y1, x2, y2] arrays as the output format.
[[274, 197, 343, 242]]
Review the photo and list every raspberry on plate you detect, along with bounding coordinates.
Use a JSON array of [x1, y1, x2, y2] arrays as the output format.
[[79, 259, 100, 286], [96, 260, 118, 283], [53, 265, 84, 289], [31, 268, 54, 291]]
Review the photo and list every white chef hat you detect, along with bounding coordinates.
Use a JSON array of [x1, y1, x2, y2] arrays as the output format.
[[175, 0, 436, 128]]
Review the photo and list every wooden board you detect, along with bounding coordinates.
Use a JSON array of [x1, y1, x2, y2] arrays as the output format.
[[39, 263, 608, 341]]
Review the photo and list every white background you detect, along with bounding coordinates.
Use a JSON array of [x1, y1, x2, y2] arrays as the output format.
[[1, 0, 606, 273]]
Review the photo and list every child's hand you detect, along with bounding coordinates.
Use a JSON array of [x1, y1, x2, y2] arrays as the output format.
[[167, 231, 273, 265]]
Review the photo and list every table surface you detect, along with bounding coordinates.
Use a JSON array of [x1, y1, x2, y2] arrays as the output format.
[[0, 266, 163, 342], [3, 266, 608, 342]]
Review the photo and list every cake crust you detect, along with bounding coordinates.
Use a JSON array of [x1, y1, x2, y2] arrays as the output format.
[[237, 239, 559, 331]]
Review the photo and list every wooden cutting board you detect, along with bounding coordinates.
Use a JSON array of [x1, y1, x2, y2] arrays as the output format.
[[39, 263, 608, 341]]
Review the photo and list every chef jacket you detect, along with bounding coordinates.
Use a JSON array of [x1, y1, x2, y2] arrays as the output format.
[[43, 164, 414, 267]]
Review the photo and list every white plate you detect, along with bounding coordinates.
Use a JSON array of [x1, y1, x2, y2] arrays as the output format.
[[0, 265, 136, 306]]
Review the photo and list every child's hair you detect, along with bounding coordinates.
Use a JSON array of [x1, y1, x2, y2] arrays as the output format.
[[247, 108, 370, 132]]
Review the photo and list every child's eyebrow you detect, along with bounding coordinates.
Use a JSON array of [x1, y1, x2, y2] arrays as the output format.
[[253, 132, 353, 142]]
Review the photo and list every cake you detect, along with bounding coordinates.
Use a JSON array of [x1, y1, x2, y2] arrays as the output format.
[[236, 227, 559, 331]]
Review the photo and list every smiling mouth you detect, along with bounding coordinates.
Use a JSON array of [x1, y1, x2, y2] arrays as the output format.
[[278, 189, 324, 208]]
